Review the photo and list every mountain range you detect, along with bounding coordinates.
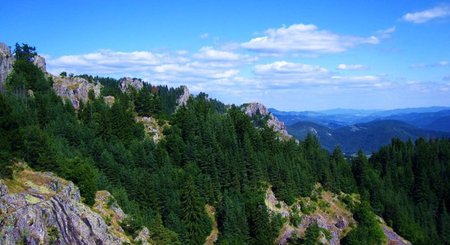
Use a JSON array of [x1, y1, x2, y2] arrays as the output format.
[[270, 107, 450, 153]]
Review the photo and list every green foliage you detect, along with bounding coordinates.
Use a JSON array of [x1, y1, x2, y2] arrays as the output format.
[[1, 43, 449, 245], [14, 43, 37, 62], [341, 202, 385, 245]]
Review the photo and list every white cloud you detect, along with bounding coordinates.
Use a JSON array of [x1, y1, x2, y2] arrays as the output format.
[[193, 46, 242, 61], [337, 64, 369, 71], [402, 5, 450, 23], [241, 24, 379, 55], [200, 33, 209, 39], [410, 60, 449, 68], [375, 26, 396, 39], [47, 47, 253, 95], [252, 61, 389, 89]]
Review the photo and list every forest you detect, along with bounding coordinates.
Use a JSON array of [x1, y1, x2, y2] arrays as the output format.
[[1, 44, 449, 244]]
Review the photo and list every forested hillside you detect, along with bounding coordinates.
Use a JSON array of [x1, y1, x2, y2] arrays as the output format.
[[1, 44, 449, 244]]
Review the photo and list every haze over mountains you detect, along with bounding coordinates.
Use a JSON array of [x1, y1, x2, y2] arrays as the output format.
[[270, 107, 450, 153]]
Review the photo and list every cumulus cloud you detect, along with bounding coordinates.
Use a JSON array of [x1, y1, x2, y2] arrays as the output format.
[[337, 64, 369, 71], [402, 5, 450, 23], [193, 46, 243, 61], [252, 61, 389, 89], [46, 47, 251, 92], [241, 24, 379, 55]]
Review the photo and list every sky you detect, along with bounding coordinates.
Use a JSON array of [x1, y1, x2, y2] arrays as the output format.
[[1, 0, 450, 110]]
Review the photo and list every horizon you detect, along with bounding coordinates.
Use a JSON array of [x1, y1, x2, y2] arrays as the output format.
[[2, 1, 450, 111]]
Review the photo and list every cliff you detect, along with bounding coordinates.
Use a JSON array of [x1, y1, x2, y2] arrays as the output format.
[[0, 163, 152, 245], [0, 43, 14, 88], [242, 102, 292, 140], [52, 75, 102, 110]]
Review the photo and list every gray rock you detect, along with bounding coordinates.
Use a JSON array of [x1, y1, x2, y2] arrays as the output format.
[[242, 102, 292, 140], [176, 85, 190, 107], [135, 227, 152, 245], [119, 77, 144, 93], [52, 75, 102, 109], [32, 55, 46, 72], [0, 43, 14, 87], [0, 167, 131, 245]]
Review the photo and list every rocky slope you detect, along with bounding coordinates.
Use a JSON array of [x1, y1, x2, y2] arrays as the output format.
[[265, 185, 410, 245], [0, 163, 152, 245], [242, 102, 292, 140]]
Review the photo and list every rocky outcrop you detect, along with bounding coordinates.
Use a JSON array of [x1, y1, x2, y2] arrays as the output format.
[[265, 186, 355, 245], [176, 85, 190, 107], [52, 75, 102, 109], [119, 77, 144, 93], [242, 102, 292, 140], [32, 55, 46, 72], [265, 185, 411, 245], [103, 95, 115, 107], [0, 164, 134, 244], [136, 116, 166, 143], [0, 43, 14, 87]]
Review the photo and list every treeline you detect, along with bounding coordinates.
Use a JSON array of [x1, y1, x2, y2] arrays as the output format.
[[1, 44, 449, 244]]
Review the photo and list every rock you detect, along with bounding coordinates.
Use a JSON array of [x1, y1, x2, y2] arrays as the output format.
[[119, 77, 144, 93], [135, 227, 152, 245], [32, 55, 46, 72], [103, 96, 115, 107], [0, 164, 132, 244], [0, 42, 14, 87], [242, 102, 292, 140], [381, 221, 412, 245], [334, 215, 348, 229], [136, 116, 165, 143], [176, 85, 190, 107], [52, 75, 102, 109]]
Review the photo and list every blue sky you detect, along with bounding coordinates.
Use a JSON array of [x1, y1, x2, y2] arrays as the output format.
[[1, 0, 450, 110]]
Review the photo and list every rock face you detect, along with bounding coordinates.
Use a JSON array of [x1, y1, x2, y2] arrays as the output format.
[[176, 85, 190, 107], [136, 116, 166, 143], [103, 95, 116, 107], [0, 43, 14, 87], [32, 55, 46, 72], [0, 164, 134, 244], [52, 75, 102, 109], [119, 77, 144, 93], [242, 102, 292, 140]]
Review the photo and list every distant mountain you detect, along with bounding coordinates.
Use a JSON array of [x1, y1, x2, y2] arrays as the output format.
[[271, 107, 450, 132], [288, 120, 450, 154], [427, 115, 450, 132]]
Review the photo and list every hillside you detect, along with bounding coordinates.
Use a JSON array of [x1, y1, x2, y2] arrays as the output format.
[[288, 120, 450, 154], [1, 43, 449, 245]]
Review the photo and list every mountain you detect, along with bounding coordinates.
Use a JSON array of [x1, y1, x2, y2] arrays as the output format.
[[2, 42, 449, 245], [288, 119, 450, 154]]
